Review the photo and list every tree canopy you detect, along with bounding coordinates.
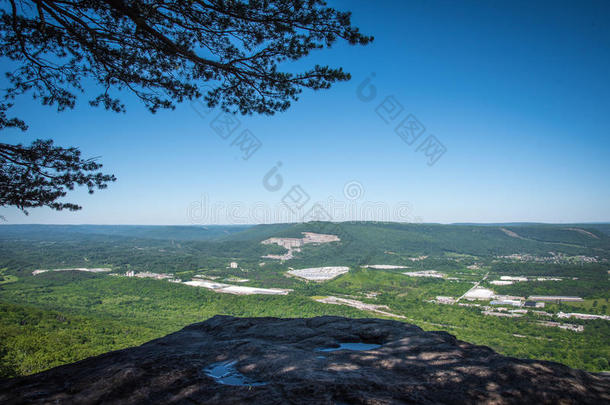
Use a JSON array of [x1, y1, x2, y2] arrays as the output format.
[[0, 0, 372, 214]]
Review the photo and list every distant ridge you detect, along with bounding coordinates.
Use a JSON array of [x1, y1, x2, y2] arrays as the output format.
[[451, 222, 610, 226], [1, 222, 609, 254]]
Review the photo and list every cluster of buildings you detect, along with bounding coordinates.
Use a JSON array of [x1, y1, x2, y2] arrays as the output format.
[[431, 290, 596, 332], [527, 296, 584, 303], [403, 270, 445, 278], [495, 253, 599, 264], [490, 298, 523, 307], [490, 276, 569, 286], [124, 271, 177, 281], [436, 291, 588, 309], [556, 312, 610, 321], [538, 321, 584, 332], [475, 295, 584, 307]]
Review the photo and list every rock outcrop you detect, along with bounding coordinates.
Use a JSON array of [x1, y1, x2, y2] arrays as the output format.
[[1, 316, 608, 404]]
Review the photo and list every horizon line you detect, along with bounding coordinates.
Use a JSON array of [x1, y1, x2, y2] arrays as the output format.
[[1, 221, 609, 227]]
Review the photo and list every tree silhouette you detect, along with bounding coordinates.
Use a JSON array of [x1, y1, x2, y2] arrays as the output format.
[[0, 0, 372, 214]]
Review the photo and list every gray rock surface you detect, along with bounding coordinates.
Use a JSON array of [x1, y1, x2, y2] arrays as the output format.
[[1, 315, 608, 404]]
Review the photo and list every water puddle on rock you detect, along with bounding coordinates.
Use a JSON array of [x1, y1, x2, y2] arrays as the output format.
[[315, 342, 382, 352], [204, 360, 267, 386]]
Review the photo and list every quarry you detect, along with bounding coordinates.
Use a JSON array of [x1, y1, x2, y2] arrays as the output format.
[[261, 232, 340, 261]]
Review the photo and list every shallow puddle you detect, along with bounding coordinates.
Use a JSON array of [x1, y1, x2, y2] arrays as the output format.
[[204, 360, 267, 386], [315, 342, 382, 352]]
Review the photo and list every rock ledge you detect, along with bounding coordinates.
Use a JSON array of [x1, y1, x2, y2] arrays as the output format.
[[1, 316, 608, 404]]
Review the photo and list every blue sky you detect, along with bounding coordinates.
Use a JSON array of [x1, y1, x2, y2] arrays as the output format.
[[1, 0, 609, 224]]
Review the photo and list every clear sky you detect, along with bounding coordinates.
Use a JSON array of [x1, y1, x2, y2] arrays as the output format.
[[1, 0, 609, 225]]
